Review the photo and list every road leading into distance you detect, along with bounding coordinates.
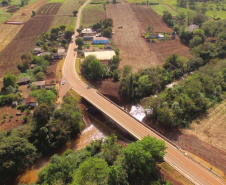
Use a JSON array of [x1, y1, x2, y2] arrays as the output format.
[[60, 1, 225, 184]]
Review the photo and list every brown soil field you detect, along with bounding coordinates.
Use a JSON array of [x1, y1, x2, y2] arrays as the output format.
[[0, 0, 49, 53], [131, 5, 190, 63], [106, 1, 158, 73], [0, 3, 61, 77], [0, 105, 28, 131]]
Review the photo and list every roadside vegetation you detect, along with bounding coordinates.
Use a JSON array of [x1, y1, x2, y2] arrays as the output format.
[[36, 135, 170, 185]]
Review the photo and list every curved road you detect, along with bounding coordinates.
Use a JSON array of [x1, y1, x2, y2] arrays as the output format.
[[60, 1, 225, 184]]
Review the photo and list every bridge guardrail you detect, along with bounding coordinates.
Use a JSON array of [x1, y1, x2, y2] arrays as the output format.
[[96, 92, 225, 183]]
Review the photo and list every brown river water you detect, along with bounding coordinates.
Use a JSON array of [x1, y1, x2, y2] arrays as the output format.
[[8, 112, 112, 185]]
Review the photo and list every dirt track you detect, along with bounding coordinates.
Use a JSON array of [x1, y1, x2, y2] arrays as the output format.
[[106, 1, 159, 73]]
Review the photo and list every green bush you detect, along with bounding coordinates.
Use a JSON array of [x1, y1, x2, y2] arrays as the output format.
[[3, 113, 8, 119], [22, 115, 28, 123], [36, 72, 45, 80]]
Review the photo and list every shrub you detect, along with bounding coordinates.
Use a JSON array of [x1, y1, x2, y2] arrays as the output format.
[[17, 104, 26, 111], [25, 109, 31, 115], [36, 72, 45, 80], [22, 115, 28, 123], [30, 84, 38, 91], [3, 113, 8, 119]]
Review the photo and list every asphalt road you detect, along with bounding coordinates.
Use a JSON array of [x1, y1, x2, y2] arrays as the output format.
[[59, 1, 225, 184]]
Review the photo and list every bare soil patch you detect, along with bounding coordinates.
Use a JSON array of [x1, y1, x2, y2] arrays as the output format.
[[131, 5, 190, 63], [6, 6, 20, 13], [0, 105, 28, 131], [106, 1, 158, 73], [0, 3, 61, 77]]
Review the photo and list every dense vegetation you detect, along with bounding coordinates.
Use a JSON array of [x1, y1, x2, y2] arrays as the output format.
[[37, 135, 170, 185], [0, 95, 83, 183]]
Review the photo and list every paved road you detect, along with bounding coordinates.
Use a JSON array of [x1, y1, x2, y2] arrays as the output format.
[[59, 1, 225, 184]]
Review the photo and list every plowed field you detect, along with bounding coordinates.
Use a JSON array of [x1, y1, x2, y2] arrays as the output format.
[[0, 0, 49, 53], [0, 3, 61, 77], [131, 5, 190, 63], [106, 1, 158, 73]]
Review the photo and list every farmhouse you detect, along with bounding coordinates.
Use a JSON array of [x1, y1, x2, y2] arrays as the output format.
[[26, 97, 38, 108], [104, 43, 112, 50], [31, 81, 46, 88], [84, 51, 115, 66], [16, 76, 31, 85], [188, 24, 199, 32], [81, 28, 96, 37], [93, 37, 109, 44]]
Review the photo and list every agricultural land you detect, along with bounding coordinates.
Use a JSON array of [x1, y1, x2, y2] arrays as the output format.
[[0, 0, 49, 53], [0, 2, 61, 77], [81, 4, 106, 27]]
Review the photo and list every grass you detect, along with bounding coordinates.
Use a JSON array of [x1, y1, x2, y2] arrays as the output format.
[[69, 89, 81, 102], [150, 4, 177, 16], [47, 0, 65, 3], [56, 59, 65, 78], [158, 162, 194, 185], [51, 0, 85, 27], [81, 4, 106, 27], [0, 9, 11, 25]]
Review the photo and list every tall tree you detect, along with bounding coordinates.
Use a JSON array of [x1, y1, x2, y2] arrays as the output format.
[[3, 73, 17, 88]]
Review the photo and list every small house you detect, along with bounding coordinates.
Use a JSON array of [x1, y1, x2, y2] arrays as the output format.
[[16, 76, 31, 85], [30, 64, 35, 69], [149, 34, 159, 39], [187, 24, 199, 32], [207, 37, 217, 43], [54, 48, 66, 59], [31, 81, 46, 88], [83, 36, 94, 41], [93, 37, 109, 44], [104, 43, 112, 50], [26, 97, 38, 108], [12, 101, 18, 108], [33, 47, 41, 54], [81, 28, 96, 37]]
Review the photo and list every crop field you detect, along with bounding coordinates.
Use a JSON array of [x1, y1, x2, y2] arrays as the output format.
[[81, 4, 106, 27], [106, 1, 158, 73], [0, 3, 61, 77], [131, 5, 190, 63], [51, 0, 85, 27], [0, 0, 49, 53]]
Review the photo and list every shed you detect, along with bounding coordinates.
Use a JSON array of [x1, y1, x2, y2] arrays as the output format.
[[104, 43, 112, 50], [93, 37, 109, 44], [30, 64, 35, 69], [12, 101, 18, 108], [31, 81, 46, 88], [33, 47, 41, 54], [188, 24, 199, 32], [83, 36, 94, 41], [16, 76, 31, 85], [26, 97, 38, 107], [37, 52, 51, 57], [84, 51, 115, 62]]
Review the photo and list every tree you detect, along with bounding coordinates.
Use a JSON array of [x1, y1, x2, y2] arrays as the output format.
[[89, 60, 105, 79], [75, 38, 84, 50], [30, 89, 57, 106], [103, 18, 113, 28], [122, 136, 166, 184], [21, 0, 29, 6], [109, 55, 121, 71], [113, 69, 120, 81], [36, 71, 45, 80], [189, 35, 203, 48], [2, 1, 8, 6], [73, 10, 78, 17], [33, 104, 52, 125], [0, 133, 37, 183], [112, 0, 116, 4], [32, 10, 36, 16], [3, 73, 17, 88], [59, 24, 66, 33], [64, 25, 74, 41], [77, 28, 82, 35], [102, 27, 112, 38], [72, 157, 109, 185]]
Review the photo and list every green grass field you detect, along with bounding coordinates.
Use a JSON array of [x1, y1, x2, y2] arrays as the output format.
[[81, 4, 106, 27], [0, 9, 11, 25], [51, 0, 85, 27], [150, 4, 177, 16], [47, 0, 65, 3]]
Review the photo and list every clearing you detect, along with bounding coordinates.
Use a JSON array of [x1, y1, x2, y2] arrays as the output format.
[[51, 0, 85, 27], [106, 1, 158, 73], [81, 4, 106, 27], [0, 3, 61, 77], [0, 0, 49, 53], [131, 5, 190, 63]]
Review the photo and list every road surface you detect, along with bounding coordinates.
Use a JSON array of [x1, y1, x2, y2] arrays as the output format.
[[59, 1, 225, 184]]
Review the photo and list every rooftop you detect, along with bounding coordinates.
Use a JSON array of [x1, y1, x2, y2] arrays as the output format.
[[93, 37, 109, 41], [188, 24, 199, 32], [26, 97, 37, 104], [84, 51, 116, 60], [82, 28, 96, 34], [16, 76, 30, 84], [31, 81, 46, 86]]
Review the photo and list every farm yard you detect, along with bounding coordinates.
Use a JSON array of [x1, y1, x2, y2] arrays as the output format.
[[51, 0, 85, 27], [81, 4, 106, 27], [131, 5, 190, 63], [0, 3, 61, 77], [0, 0, 49, 53], [106, 1, 158, 73]]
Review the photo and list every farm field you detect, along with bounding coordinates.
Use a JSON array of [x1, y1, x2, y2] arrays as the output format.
[[0, 3, 61, 77], [106, 1, 158, 73], [81, 4, 106, 27], [51, 0, 85, 27], [131, 5, 190, 63], [0, 8, 11, 25], [0, 0, 49, 53]]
